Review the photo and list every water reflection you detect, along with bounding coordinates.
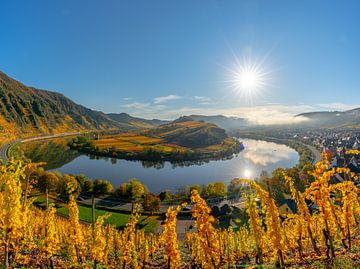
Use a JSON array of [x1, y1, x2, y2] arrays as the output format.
[[242, 139, 295, 166], [23, 138, 299, 192], [87, 153, 239, 169], [21, 139, 81, 170]]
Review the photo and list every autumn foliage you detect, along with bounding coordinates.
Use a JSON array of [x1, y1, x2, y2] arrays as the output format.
[[0, 156, 359, 268]]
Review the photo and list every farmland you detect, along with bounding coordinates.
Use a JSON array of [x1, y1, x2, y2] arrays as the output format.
[[69, 120, 242, 161]]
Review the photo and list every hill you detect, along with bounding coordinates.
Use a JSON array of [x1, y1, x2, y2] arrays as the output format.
[[146, 119, 228, 148], [70, 120, 241, 161], [297, 108, 360, 128], [0, 70, 171, 143], [107, 112, 167, 129], [0, 70, 119, 141], [175, 115, 248, 131]]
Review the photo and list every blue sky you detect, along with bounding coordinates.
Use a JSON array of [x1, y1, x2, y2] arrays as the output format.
[[1, 1, 360, 122]]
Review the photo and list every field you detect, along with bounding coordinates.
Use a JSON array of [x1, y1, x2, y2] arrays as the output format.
[[93, 133, 186, 153]]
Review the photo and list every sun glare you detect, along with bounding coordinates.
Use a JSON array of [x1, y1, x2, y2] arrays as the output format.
[[237, 69, 260, 92], [225, 54, 271, 102], [244, 169, 252, 179]]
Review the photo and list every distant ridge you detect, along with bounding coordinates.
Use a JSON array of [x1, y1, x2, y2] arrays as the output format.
[[174, 114, 248, 130], [107, 112, 167, 129], [297, 108, 360, 128]]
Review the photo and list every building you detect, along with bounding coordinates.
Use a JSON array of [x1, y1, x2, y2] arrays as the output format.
[[278, 199, 297, 216]]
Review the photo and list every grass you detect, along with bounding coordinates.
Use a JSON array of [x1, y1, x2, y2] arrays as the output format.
[[57, 205, 159, 233], [33, 195, 160, 233]]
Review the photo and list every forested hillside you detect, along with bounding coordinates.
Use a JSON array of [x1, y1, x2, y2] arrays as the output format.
[[0, 71, 118, 141]]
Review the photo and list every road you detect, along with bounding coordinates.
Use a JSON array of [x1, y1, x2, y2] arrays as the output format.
[[0, 132, 83, 163], [0, 141, 16, 163], [299, 142, 322, 164], [79, 195, 245, 214]]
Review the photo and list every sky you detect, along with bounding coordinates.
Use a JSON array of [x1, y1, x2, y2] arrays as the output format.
[[1, 0, 360, 123]]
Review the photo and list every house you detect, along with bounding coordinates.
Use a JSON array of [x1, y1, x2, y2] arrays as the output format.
[[331, 156, 345, 168], [348, 162, 360, 174], [353, 141, 359, 150], [329, 173, 345, 185], [278, 199, 297, 216], [307, 201, 319, 214]]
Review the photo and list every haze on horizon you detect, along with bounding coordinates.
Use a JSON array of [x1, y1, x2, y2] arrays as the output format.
[[1, 0, 360, 124]]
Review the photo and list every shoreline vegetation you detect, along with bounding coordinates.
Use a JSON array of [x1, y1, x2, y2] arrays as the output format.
[[68, 121, 243, 162]]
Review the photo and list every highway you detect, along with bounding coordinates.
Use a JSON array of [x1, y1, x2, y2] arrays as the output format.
[[0, 132, 83, 163]]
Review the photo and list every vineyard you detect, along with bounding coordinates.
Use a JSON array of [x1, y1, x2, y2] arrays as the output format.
[[92, 133, 184, 153], [91, 120, 233, 153], [69, 120, 241, 162], [0, 154, 359, 268]]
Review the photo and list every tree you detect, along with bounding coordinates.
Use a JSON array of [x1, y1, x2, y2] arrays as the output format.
[[75, 175, 86, 189], [57, 174, 81, 202], [159, 191, 171, 202], [93, 179, 113, 195], [115, 182, 130, 198], [37, 172, 60, 193], [202, 182, 226, 199], [187, 184, 202, 196], [82, 179, 93, 193], [227, 179, 250, 196], [128, 179, 146, 200], [142, 194, 161, 214], [115, 179, 147, 200], [300, 163, 315, 186]]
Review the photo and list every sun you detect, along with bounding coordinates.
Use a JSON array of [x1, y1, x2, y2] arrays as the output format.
[[232, 62, 266, 98], [243, 169, 252, 179], [224, 54, 271, 102], [237, 69, 260, 91]]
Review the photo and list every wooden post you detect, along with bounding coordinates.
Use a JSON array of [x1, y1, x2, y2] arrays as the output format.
[[23, 172, 31, 210], [266, 180, 272, 198], [92, 195, 96, 229], [4, 229, 9, 269], [46, 188, 49, 210], [91, 195, 97, 269]]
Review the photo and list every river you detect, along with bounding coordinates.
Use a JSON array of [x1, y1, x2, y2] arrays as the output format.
[[22, 138, 299, 193]]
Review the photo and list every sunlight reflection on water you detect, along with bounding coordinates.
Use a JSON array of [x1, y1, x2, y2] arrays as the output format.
[[30, 138, 299, 192]]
